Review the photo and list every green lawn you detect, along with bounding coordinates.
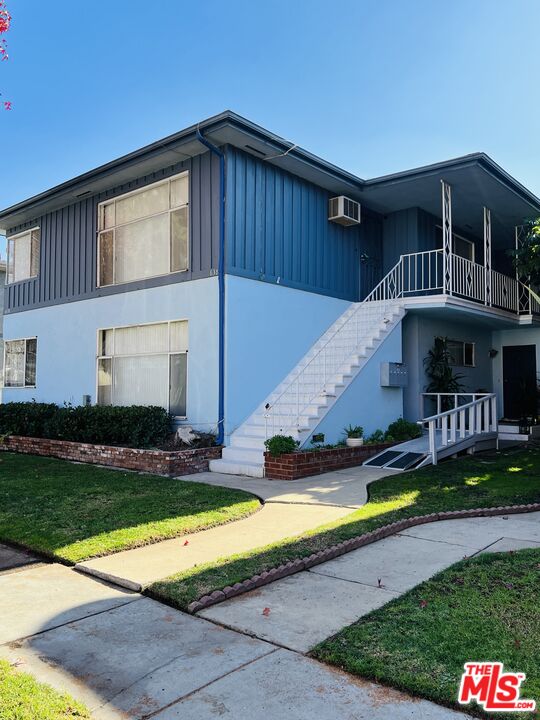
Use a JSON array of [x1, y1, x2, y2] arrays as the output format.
[[312, 548, 540, 719], [150, 447, 540, 610], [0, 452, 260, 563], [0, 660, 90, 720]]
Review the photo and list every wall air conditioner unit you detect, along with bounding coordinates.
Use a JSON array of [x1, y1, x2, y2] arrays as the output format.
[[328, 196, 361, 226]]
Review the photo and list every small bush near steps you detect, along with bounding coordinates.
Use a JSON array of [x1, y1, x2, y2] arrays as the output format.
[[264, 434, 299, 457]]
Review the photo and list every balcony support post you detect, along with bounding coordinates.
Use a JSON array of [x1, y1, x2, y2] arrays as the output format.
[[483, 207, 492, 306], [515, 224, 530, 314], [441, 180, 453, 295]]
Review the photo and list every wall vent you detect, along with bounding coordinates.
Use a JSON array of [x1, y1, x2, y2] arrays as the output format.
[[328, 196, 361, 226]]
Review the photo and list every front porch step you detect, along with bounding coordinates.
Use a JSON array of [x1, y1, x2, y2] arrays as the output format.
[[209, 458, 265, 478], [498, 424, 540, 442], [221, 445, 265, 463]]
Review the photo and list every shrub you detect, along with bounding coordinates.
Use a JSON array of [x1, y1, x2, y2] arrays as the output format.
[[0, 402, 58, 438], [365, 429, 385, 444], [0, 402, 172, 448], [385, 417, 422, 441], [264, 434, 299, 457]]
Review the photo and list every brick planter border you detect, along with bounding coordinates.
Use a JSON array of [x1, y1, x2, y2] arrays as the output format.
[[0, 435, 222, 477], [264, 441, 396, 480], [186, 502, 540, 613]]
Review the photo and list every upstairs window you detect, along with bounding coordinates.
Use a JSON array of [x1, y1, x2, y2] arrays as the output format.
[[6, 228, 40, 284], [4, 338, 37, 387], [98, 173, 189, 287], [447, 339, 475, 367], [97, 320, 188, 417]]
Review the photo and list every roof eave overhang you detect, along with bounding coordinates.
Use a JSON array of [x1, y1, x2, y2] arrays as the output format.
[[0, 111, 365, 232]]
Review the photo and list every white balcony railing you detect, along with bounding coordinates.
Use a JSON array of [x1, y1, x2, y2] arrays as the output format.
[[396, 249, 538, 315]]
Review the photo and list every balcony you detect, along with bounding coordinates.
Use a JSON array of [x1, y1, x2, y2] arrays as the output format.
[[395, 249, 540, 317]]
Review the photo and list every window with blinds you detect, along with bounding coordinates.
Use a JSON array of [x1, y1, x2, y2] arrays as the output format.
[[97, 173, 189, 287], [4, 338, 37, 387], [6, 228, 40, 284], [97, 321, 188, 416]]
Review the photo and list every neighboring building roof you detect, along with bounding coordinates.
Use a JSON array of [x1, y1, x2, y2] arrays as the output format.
[[0, 110, 539, 238]]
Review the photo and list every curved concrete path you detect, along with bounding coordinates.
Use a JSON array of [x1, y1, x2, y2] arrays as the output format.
[[76, 466, 394, 590]]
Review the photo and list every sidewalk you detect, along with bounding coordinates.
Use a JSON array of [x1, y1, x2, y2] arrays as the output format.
[[198, 510, 540, 651], [0, 544, 471, 719], [75, 466, 394, 590]]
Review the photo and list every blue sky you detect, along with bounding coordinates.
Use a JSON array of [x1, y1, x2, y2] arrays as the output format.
[[1, 0, 539, 255]]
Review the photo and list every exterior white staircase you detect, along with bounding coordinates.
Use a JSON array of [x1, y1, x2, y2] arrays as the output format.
[[210, 260, 408, 477]]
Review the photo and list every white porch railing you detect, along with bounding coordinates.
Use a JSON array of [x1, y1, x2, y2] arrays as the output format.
[[421, 392, 492, 424], [422, 393, 498, 465]]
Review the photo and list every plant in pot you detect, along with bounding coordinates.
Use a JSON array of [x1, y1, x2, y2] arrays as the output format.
[[344, 424, 364, 447]]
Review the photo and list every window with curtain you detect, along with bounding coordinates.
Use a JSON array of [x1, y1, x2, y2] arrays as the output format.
[[97, 321, 187, 416], [97, 172, 189, 286], [4, 338, 37, 387], [6, 228, 40, 284]]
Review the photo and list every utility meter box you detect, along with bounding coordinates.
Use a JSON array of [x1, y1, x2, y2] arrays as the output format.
[[380, 362, 408, 388]]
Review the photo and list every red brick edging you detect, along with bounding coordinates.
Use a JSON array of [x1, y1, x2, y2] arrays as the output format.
[[186, 502, 540, 613], [0, 435, 222, 477], [264, 441, 396, 480]]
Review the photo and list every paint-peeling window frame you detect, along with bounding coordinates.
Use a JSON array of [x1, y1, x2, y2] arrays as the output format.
[[96, 319, 188, 418], [97, 172, 189, 288], [6, 227, 40, 284], [3, 337, 37, 388]]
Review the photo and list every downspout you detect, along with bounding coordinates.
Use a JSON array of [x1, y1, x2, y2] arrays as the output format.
[[196, 128, 225, 446]]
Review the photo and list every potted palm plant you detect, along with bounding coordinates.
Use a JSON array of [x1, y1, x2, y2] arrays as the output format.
[[344, 424, 364, 447]]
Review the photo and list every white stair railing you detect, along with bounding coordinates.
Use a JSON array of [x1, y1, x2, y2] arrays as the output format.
[[263, 256, 406, 438], [423, 393, 498, 465]]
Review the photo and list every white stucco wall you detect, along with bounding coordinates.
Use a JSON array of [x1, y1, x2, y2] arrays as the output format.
[[2, 277, 219, 431], [224, 275, 351, 439]]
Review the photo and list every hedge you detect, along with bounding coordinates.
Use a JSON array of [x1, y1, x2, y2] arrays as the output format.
[[0, 402, 172, 448]]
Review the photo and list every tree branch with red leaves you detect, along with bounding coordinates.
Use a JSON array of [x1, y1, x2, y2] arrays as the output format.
[[0, 0, 11, 110]]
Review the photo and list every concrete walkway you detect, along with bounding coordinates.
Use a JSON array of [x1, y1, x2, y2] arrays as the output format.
[[200, 510, 540, 651], [76, 466, 394, 590], [0, 546, 470, 719]]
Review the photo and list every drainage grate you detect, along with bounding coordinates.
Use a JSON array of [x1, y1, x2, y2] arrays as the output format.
[[385, 451, 425, 470], [364, 450, 403, 467]]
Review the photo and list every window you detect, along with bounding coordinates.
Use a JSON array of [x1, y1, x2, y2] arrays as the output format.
[[98, 173, 189, 287], [97, 321, 187, 416], [4, 338, 37, 387], [447, 339, 475, 367], [436, 227, 475, 262], [7, 228, 40, 283]]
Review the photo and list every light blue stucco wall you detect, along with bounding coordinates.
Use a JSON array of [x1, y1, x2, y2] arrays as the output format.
[[2, 277, 219, 431], [402, 313, 494, 421], [491, 326, 540, 416], [304, 321, 404, 445], [224, 274, 350, 439]]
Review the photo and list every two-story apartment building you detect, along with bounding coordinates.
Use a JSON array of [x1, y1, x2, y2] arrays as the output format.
[[1, 111, 539, 476]]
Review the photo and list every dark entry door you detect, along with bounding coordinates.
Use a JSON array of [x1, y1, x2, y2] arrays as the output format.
[[502, 345, 537, 419]]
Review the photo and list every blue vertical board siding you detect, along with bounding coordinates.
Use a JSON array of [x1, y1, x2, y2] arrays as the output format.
[[225, 146, 380, 302], [5, 152, 220, 314]]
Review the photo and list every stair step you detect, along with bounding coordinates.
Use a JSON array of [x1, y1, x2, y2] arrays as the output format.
[[209, 458, 265, 478], [222, 445, 265, 463], [231, 434, 267, 449], [210, 299, 406, 477]]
